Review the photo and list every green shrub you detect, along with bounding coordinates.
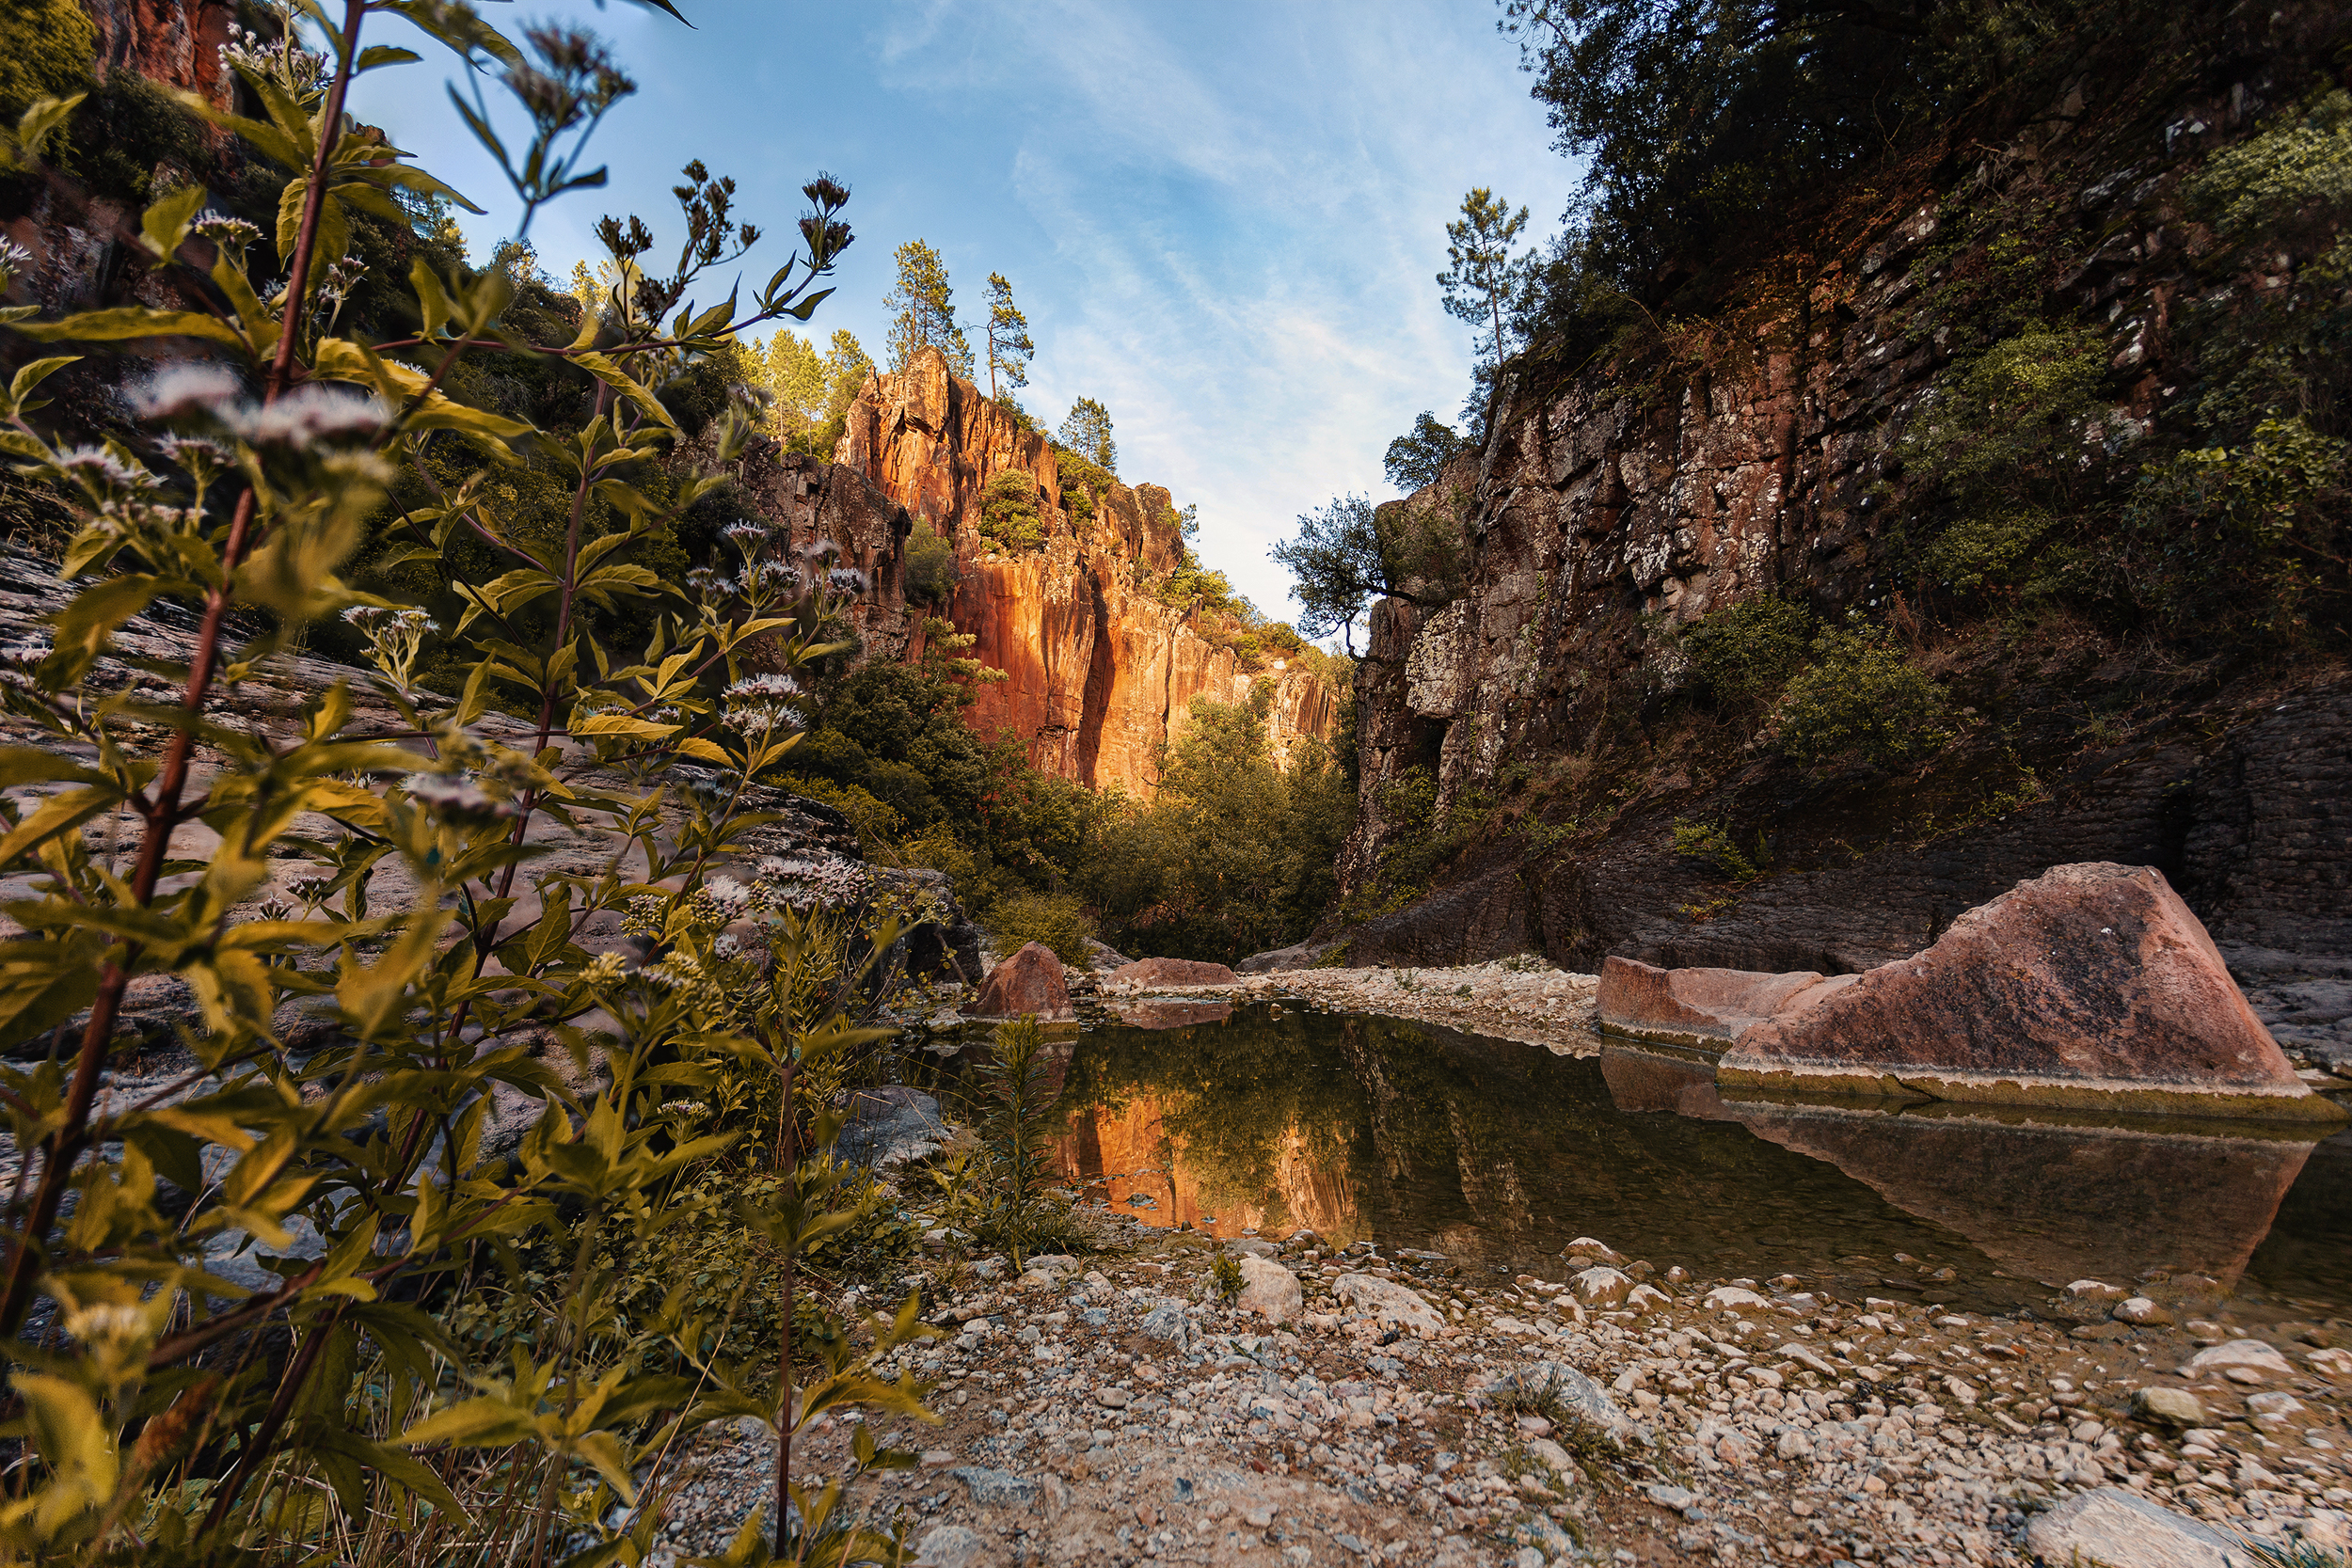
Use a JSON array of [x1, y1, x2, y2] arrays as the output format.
[[988, 890, 1098, 968], [2186, 89, 2352, 242], [0, 0, 93, 117], [979, 469, 1044, 552], [778, 773, 907, 854], [1671, 818, 1767, 881], [1773, 618, 1955, 769], [1680, 594, 1815, 708], [906, 516, 960, 599]]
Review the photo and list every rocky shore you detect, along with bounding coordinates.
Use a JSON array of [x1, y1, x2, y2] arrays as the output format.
[[645, 1216, 2352, 1568]]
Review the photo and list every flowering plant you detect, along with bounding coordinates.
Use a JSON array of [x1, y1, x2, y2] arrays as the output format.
[[0, 5, 932, 1562]]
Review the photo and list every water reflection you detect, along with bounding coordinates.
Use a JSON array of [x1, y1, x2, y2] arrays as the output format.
[[1037, 1003, 2352, 1321]]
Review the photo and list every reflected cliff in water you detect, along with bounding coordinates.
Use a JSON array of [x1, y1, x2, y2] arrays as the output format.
[[1036, 1003, 2352, 1320]]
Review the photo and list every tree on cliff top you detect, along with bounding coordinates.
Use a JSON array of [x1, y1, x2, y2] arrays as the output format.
[[1059, 396, 1117, 473], [1274, 494, 1462, 654], [886, 237, 975, 377], [1438, 188, 1534, 379], [1386, 412, 1470, 494], [985, 271, 1035, 401]]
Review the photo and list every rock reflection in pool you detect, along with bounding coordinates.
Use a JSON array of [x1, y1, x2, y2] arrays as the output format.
[[1044, 1002, 2351, 1319]]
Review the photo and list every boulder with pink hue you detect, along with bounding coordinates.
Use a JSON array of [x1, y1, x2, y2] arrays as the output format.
[[1104, 956, 1237, 989], [967, 942, 1075, 1022], [1608, 863, 2344, 1123]]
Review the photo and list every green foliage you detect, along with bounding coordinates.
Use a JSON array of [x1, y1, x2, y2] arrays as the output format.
[[1212, 1252, 1245, 1306], [1671, 818, 1769, 882], [1083, 697, 1354, 963], [983, 271, 1034, 399], [50, 70, 215, 206], [885, 237, 972, 376], [1898, 325, 2110, 597], [2187, 90, 2352, 243], [904, 517, 959, 602], [986, 891, 1098, 969], [1049, 446, 1108, 522], [1272, 493, 1463, 651], [0, 0, 94, 119], [971, 1016, 1059, 1270], [977, 469, 1044, 553], [0, 11, 942, 1560], [1680, 594, 1815, 709], [1385, 412, 1470, 494], [1438, 188, 1533, 373], [1773, 618, 1955, 770], [1057, 396, 1117, 473]]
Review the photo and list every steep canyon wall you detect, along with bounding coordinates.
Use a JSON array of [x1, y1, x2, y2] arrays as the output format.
[[824, 348, 1339, 797], [1338, 10, 2350, 973]]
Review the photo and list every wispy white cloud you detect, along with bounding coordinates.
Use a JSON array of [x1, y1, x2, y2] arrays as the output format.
[[346, 0, 1581, 626]]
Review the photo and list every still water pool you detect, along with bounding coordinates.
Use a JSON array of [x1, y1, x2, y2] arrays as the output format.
[[931, 1001, 2352, 1324]]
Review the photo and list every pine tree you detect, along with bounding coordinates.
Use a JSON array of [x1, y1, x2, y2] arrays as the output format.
[[984, 271, 1034, 402], [884, 239, 974, 377], [1436, 188, 1532, 378], [1058, 396, 1116, 473], [756, 329, 829, 436]]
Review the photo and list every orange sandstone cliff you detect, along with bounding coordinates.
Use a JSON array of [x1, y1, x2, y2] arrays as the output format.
[[826, 347, 1338, 798]]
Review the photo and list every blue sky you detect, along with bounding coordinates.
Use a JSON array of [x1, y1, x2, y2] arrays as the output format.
[[347, 1, 1582, 626]]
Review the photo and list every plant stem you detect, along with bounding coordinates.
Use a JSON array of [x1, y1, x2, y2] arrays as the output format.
[[775, 1054, 797, 1556], [0, 0, 366, 1343]]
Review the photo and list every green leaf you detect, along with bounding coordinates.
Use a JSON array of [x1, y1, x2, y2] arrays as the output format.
[[7, 94, 86, 168], [392, 1396, 532, 1449], [570, 350, 680, 436], [336, 905, 451, 1039], [45, 572, 166, 684], [11, 308, 246, 350], [139, 182, 209, 262], [6, 356, 78, 414]]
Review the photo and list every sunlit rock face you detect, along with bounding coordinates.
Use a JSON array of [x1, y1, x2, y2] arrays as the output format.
[[831, 347, 1339, 797]]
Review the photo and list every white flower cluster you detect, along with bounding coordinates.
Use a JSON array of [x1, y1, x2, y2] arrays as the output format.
[[0, 237, 32, 287], [722, 672, 804, 736], [319, 253, 367, 303], [218, 21, 327, 99], [135, 366, 386, 449], [755, 853, 869, 911], [192, 215, 262, 254], [580, 950, 628, 987], [403, 771, 516, 822]]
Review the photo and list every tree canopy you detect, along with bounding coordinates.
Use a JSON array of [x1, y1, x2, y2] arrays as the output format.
[[1385, 412, 1470, 494], [885, 238, 974, 376], [1271, 494, 1462, 652], [1058, 396, 1117, 472], [984, 271, 1034, 401]]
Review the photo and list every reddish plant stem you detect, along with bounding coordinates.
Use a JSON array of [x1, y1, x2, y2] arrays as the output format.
[[198, 1302, 348, 1539], [0, 0, 367, 1342]]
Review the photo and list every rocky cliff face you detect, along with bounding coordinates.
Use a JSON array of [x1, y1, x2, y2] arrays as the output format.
[[1338, 12, 2350, 974], [827, 348, 1339, 797]]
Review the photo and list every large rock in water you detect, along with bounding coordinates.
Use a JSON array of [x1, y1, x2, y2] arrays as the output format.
[[1103, 956, 1236, 988], [1609, 863, 2344, 1122], [967, 942, 1075, 1022]]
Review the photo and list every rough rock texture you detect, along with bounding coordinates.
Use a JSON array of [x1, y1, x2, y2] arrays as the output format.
[[1595, 956, 1851, 1049], [1232, 1253, 1303, 1323], [2023, 1485, 2244, 1568], [832, 348, 1337, 796], [1331, 19, 2352, 978], [1715, 863, 2340, 1119], [1103, 956, 1238, 989], [967, 942, 1075, 1022]]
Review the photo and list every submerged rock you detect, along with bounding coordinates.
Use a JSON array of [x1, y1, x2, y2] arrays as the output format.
[[967, 942, 1075, 1021], [1610, 863, 2342, 1122]]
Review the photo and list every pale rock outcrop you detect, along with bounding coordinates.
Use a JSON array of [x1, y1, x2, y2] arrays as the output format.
[[1104, 957, 1237, 988], [1233, 1255, 1303, 1323]]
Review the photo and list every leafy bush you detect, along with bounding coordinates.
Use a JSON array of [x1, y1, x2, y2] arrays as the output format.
[[1680, 594, 1814, 709], [1773, 619, 1956, 769], [1671, 818, 1767, 881], [0, 13, 944, 1562], [986, 890, 1098, 968], [0, 0, 93, 118], [905, 515, 960, 599], [978, 469, 1044, 552], [2187, 89, 2352, 243], [1055, 446, 1116, 523]]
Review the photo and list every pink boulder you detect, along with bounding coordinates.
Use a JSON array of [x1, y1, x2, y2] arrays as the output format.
[[1714, 863, 2342, 1121], [1597, 957, 1853, 1049], [1104, 956, 1237, 988], [968, 942, 1075, 1021]]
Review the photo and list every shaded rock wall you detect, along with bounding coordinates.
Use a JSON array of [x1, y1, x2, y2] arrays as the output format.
[[832, 348, 1338, 797], [1339, 14, 2351, 972]]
